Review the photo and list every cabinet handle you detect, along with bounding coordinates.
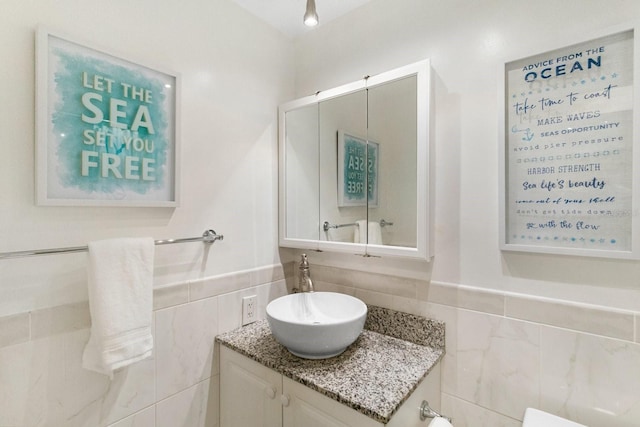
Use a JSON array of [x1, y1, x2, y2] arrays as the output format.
[[265, 386, 277, 399], [280, 394, 290, 407]]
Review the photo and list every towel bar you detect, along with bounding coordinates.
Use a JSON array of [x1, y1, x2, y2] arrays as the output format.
[[0, 229, 223, 260], [323, 219, 394, 232]]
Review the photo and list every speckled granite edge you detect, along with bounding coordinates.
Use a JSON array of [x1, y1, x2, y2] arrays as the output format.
[[365, 305, 445, 349], [216, 312, 445, 424]]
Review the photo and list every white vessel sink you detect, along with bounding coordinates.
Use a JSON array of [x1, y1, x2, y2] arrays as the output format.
[[266, 292, 367, 359]]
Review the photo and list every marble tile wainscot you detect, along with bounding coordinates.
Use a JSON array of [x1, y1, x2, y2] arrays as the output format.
[[216, 306, 445, 424]]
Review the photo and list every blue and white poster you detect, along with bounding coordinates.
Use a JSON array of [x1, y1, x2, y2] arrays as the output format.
[[337, 131, 379, 207], [36, 29, 179, 206], [504, 30, 634, 255]]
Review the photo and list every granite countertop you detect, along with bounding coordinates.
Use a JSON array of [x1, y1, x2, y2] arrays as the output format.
[[216, 306, 445, 424]]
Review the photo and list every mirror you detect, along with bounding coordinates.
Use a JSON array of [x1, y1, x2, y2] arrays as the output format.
[[282, 102, 320, 242], [278, 59, 433, 260], [319, 88, 368, 245]]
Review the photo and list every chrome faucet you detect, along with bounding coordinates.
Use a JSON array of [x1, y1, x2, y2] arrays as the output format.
[[298, 254, 314, 293]]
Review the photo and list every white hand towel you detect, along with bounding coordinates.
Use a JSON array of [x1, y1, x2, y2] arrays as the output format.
[[368, 221, 383, 245], [354, 219, 367, 243], [82, 237, 155, 378]]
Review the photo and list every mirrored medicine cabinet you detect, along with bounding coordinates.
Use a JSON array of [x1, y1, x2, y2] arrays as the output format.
[[278, 59, 434, 260]]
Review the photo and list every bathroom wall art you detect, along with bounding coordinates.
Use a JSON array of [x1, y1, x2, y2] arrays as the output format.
[[337, 130, 378, 207], [500, 25, 640, 259], [35, 27, 180, 207]]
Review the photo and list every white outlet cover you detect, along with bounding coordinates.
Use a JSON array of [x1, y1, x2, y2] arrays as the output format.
[[242, 295, 257, 325]]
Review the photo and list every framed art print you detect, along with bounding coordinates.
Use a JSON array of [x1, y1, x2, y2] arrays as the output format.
[[500, 25, 640, 259], [35, 27, 180, 207], [337, 130, 379, 208]]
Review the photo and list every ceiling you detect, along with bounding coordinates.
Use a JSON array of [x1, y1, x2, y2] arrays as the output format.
[[231, 0, 374, 38]]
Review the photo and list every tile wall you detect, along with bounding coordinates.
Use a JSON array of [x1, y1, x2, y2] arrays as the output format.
[[2, 261, 638, 427], [0, 264, 290, 427], [309, 264, 640, 427]]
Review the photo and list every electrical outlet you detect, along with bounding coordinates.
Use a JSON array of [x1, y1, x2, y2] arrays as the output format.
[[242, 295, 258, 325]]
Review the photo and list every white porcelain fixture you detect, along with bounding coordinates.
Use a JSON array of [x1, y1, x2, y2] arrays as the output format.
[[523, 408, 586, 427], [266, 292, 367, 359]]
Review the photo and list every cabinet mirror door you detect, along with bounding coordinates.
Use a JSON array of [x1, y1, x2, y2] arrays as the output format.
[[319, 89, 368, 249], [281, 103, 320, 245], [366, 75, 418, 250], [279, 60, 433, 260]]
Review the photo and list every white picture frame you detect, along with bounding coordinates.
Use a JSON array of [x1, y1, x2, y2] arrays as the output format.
[[337, 130, 379, 208], [35, 27, 180, 207], [499, 24, 640, 259]]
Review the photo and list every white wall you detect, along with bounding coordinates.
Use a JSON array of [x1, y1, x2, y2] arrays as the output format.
[[0, 0, 294, 316], [290, 0, 640, 311], [290, 1, 640, 425], [2, 0, 640, 425], [0, 1, 293, 425]]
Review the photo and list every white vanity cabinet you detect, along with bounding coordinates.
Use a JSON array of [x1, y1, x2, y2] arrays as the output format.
[[281, 377, 381, 427], [220, 346, 442, 427], [220, 346, 283, 427]]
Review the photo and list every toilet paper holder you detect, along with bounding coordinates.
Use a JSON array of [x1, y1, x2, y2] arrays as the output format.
[[419, 400, 452, 423]]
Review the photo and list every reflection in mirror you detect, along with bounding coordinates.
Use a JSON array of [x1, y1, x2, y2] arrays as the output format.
[[284, 103, 319, 241], [367, 75, 417, 248], [279, 59, 432, 260], [319, 89, 367, 244]]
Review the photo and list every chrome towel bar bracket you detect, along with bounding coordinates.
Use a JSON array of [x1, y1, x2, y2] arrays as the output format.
[[420, 400, 452, 423]]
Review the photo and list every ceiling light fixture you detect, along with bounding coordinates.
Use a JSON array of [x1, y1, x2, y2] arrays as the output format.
[[303, 0, 319, 26]]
